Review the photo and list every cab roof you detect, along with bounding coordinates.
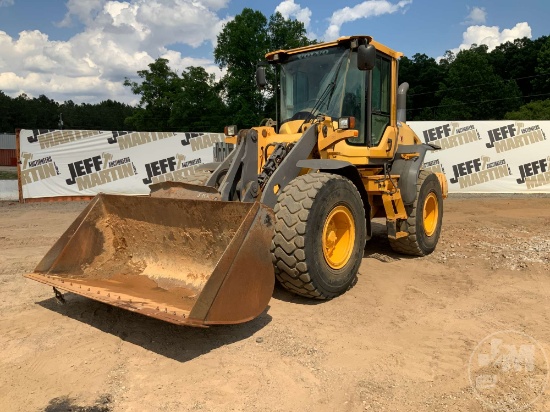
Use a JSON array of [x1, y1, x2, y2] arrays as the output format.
[[265, 36, 404, 61]]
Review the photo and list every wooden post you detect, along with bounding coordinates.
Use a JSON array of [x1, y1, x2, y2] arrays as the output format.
[[15, 129, 23, 203]]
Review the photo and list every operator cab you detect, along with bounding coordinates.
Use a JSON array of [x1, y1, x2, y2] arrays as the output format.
[[260, 36, 402, 148]]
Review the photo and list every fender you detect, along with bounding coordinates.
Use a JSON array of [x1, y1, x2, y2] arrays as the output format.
[[390, 143, 440, 205]]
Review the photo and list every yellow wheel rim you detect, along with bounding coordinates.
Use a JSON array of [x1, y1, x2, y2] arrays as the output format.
[[423, 192, 439, 237], [322, 205, 355, 270]]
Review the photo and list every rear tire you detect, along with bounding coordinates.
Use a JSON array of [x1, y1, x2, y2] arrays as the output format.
[[389, 170, 443, 256], [271, 173, 367, 299]]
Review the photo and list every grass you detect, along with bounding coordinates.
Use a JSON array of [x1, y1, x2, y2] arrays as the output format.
[[0, 171, 17, 180]]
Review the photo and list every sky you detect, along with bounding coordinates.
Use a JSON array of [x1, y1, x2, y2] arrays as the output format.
[[0, 0, 548, 105]]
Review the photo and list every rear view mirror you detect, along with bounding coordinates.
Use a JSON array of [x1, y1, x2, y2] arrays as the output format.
[[256, 66, 267, 89], [357, 44, 376, 71]]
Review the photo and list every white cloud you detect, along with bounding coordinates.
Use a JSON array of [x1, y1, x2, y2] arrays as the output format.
[[324, 0, 412, 40], [440, 22, 532, 60], [0, 0, 14, 7], [463, 6, 486, 25], [0, 0, 231, 104], [275, 0, 312, 31], [57, 0, 107, 27]]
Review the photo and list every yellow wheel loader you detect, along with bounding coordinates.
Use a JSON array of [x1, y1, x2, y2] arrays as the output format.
[[25, 36, 447, 327]]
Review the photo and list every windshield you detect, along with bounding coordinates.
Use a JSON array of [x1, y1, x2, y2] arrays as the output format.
[[279, 46, 365, 133], [280, 47, 346, 122]]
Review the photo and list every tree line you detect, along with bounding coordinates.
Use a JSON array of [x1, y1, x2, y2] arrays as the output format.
[[1, 8, 549, 134]]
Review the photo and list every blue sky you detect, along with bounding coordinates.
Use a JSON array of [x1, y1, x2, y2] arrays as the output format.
[[0, 0, 548, 104]]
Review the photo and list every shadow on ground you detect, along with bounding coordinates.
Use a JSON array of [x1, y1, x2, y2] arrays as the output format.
[[36, 295, 272, 363], [44, 395, 112, 412]]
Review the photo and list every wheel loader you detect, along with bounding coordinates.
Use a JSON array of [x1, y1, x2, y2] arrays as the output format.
[[25, 36, 447, 327]]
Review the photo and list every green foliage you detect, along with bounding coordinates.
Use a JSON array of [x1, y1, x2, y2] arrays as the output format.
[[531, 37, 550, 98], [434, 45, 522, 120], [0, 171, 17, 180], [124, 58, 182, 131], [489, 37, 543, 102], [0, 91, 135, 132], [505, 99, 550, 120], [399, 53, 447, 120], [214, 8, 314, 127], [169, 66, 227, 132]]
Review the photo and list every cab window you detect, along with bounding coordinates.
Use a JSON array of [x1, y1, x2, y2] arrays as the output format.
[[371, 55, 391, 146]]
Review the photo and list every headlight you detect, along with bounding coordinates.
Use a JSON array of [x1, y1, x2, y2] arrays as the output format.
[[224, 125, 238, 136], [338, 117, 355, 130]]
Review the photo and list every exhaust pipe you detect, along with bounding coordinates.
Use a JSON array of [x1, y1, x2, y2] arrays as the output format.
[[397, 82, 409, 123]]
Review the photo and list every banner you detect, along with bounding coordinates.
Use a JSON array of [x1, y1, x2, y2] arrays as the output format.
[[409, 121, 550, 193], [18, 121, 550, 199], [19, 130, 223, 199]]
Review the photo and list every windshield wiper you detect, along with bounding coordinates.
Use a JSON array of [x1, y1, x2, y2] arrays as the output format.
[[298, 52, 347, 129]]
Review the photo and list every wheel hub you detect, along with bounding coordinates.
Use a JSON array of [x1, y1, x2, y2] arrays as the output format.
[[322, 205, 355, 270], [423, 192, 439, 237]]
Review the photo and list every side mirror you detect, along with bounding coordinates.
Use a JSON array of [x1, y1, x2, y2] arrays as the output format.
[[357, 44, 376, 71], [256, 66, 267, 90]]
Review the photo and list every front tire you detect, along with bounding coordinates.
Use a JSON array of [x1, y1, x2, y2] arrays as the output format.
[[271, 173, 367, 299], [389, 170, 443, 256]]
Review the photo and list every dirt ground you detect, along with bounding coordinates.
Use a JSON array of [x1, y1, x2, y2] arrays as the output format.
[[1, 196, 549, 412]]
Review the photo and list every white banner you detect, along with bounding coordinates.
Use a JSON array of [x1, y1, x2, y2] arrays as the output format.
[[19, 130, 223, 199], [18, 121, 550, 199], [409, 121, 550, 193]]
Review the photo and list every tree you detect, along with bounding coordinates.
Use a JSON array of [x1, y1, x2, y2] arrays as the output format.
[[505, 99, 550, 120], [169, 66, 227, 132], [489, 36, 547, 103], [268, 11, 312, 51], [214, 8, 314, 128], [214, 8, 269, 128], [531, 37, 550, 99], [124, 58, 181, 130], [399, 53, 447, 120], [435, 45, 522, 120]]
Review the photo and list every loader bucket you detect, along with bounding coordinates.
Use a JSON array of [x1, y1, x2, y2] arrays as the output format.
[[25, 194, 275, 327]]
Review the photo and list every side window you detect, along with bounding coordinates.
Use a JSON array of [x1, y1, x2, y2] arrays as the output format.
[[344, 53, 366, 144], [371, 55, 391, 146]]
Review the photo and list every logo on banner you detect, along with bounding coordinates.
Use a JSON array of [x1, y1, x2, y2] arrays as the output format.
[[516, 156, 550, 189], [181, 132, 224, 152], [422, 122, 480, 149], [485, 122, 546, 153], [107, 131, 176, 150], [449, 156, 511, 189], [423, 159, 445, 174], [27, 129, 101, 149], [142, 154, 202, 185], [19, 152, 60, 185], [65, 152, 137, 191]]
